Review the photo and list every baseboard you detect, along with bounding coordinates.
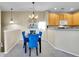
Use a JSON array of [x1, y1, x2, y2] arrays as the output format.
[[46, 40, 79, 57], [4, 41, 18, 54], [54, 46, 79, 57]]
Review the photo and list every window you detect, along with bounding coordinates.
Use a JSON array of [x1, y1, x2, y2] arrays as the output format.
[[38, 21, 46, 31]]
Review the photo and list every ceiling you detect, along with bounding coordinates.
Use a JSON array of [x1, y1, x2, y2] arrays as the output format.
[[0, 2, 79, 12]]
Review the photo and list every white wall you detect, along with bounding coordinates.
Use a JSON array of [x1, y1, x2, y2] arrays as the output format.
[[47, 28, 79, 56], [2, 11, 46, 28], [47, 28, 55, 45]]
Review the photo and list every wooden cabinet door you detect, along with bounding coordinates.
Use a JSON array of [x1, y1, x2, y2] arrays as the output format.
[[48, 13, 59, 25], [73, 12, 79, 25], [48, 13, 55, 25], [54, 14, 60, 25], [64, 13, 73, 25], [59, 13, 64, 20]]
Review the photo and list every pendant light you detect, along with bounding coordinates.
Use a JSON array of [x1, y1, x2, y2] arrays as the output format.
[[10, 8, 14, 24]]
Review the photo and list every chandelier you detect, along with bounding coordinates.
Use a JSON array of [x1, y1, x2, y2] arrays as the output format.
[[10, 8, 14, 24], [29, 2, 38, 20]]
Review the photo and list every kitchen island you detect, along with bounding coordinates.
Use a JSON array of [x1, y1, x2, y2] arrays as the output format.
[[47, 27, 79, 56]]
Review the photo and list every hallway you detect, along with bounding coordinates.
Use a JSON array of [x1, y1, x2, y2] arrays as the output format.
[[4, 40, 76, 57]]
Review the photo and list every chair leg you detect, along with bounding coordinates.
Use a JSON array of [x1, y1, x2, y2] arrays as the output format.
[[39, 39, 41, 53], [23, 43, 25, 48], [26, 43, 27, 53], [24, 42, 27, 53], [29, 48, 31, 56], [36, 47, 38, 56]]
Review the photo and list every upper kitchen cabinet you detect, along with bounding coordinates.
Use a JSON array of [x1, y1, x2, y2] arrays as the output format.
[[48, 13, 73, 26], [73, 12, 79, 25], [63, 13, 73, 25], [59, 13, 64, 20], [48, 13, 59, 25]]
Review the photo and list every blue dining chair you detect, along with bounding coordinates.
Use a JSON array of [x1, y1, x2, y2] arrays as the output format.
[[28, 34, 39, 56], [22, 31, 28, 53]]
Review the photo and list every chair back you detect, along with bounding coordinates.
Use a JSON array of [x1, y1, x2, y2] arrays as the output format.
[[22, 31, 27, 43], [28, 34, 39, 48], [39, 31, 42, 38]]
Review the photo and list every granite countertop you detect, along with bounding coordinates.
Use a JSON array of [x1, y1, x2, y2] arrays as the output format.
[[55, 29, 79, 31], [48, 27, 79, 31]]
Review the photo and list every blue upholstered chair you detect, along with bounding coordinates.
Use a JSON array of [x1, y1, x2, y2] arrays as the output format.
[[22, 31, 28, 53], [28, 34, 39, 56]]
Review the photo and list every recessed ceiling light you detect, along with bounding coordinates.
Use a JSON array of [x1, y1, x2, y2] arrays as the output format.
[[54, 8, 57, 10], [70, 8, 74, 11]]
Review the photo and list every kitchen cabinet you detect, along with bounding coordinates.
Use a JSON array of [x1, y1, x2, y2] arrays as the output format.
[[64, 13, 73, 25], [48, 13, 59, 25], [73, 12, 79, 25], [48, 13, 73, 26]]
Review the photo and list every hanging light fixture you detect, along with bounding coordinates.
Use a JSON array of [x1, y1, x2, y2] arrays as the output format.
[[10, 8, 14, 24], [29, 2, 38, 20]]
